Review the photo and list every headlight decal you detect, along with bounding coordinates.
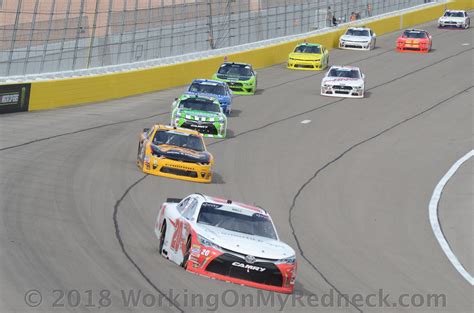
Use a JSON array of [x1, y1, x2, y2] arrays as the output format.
[[277, 255, 296, 264], [197, 235, 221, 250]]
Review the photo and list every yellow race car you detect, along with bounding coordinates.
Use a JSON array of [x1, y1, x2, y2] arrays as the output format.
[[287, 42, 329, 71], [137, 125, 214, 183]]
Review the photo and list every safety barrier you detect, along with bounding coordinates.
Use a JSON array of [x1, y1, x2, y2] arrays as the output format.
[[1, 0, 472, 112]]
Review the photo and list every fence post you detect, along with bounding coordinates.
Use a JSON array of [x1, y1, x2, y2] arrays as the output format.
[[101, 0, 113, 66], [116, 0, 128, 65], [170, 0, 176, 55], [72, 0, 86, 70], [87, 0, 101, 68], [56, 0, 72, 71], [207, 0, 215, 49], [144, 0, 152, 60], [130, 0, 139, 61], [5, 0, 23, 76], [158, 0, 164, 58], [39, 0, 57, 73], [23, 0, 40, 75]]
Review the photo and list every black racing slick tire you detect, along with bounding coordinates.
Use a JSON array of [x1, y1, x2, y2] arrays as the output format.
[[180, 238, 191, 269], [158, 222, 166, 256]]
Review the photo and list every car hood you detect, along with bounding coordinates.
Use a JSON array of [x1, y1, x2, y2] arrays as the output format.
[[216, 74, 252, 81], [439, 16, 466, 21], [194, 224, 295, 260], [322, 77, 364, 87], [184, 92, 229, 102], [398, 37, 428, 42], [177, 109, 223, 120], [288, 52, 322, 60], [340, 35, 370, 42], [152, 144, 211, 163]]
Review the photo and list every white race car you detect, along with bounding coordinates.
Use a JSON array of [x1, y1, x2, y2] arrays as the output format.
[[321, 66, 365, 98], [154, 194, 297, 293], [339, 27, 376, 50], [438, 10, 470, 29]]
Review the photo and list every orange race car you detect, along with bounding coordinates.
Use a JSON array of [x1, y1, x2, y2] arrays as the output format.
[[396, 29, 432, 53]]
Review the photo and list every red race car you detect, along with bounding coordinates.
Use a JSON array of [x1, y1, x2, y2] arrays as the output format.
[[396, 29, 432, 53]]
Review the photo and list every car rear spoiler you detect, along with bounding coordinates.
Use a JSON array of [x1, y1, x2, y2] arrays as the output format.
[[166, 198, 182, 203]]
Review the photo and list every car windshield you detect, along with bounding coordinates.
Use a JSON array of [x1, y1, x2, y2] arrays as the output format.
[[328, 68, 360, 79], [445, 11, 464, 17], [294, 45, 321, 54], [403, 31, 427, 38], [197, 202, 277, 240], [179, 98, 221, 112], [346, 29, 370, 36], [217, 64, 253, 77], [189, 82, 226, 96], [153, 130, 205, 151]]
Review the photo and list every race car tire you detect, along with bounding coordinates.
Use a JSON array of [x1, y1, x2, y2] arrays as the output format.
[[158, 222, 167, 255], [180, 237, 191, 269], [137, 143, 141, 159], [136, 143, 143, 166], [465, 20, 470, 29]]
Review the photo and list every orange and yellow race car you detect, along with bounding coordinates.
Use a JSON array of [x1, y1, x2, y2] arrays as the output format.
[[396, 29, 432, 53], [136, 125, 214, 183]]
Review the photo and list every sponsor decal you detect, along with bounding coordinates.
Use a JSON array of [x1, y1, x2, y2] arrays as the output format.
[[191, 244, 201, 256], [190, 124, 208, 129], [0, 83, 31, 114], [166, 163, 194, 170], [231, 262, 266, 272]]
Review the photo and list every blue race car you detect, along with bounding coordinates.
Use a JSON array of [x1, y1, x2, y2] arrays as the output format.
[[185, 79, 233, 115]]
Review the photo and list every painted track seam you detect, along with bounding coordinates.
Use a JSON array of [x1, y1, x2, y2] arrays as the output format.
[[429, 149, 474, 286]]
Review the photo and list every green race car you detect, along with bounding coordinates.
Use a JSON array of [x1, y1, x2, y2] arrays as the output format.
[[212, 62, 257, 95], [171, 94, 227, 138]]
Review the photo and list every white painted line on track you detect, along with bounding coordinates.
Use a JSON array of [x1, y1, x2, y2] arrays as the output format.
[[461, 43, 470, 46], [429, 149, 474, 286], [300, 120, 312, 124]]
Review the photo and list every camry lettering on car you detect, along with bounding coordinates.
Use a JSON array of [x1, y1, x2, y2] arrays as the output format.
[[231, 262, 266, 272]]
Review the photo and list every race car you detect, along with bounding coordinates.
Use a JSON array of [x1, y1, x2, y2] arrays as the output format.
[[171, 94, 227, 138], [212, 62, 257, 95], [339, 27, 376, 50], [136, 125, 213, 183], [396, 29, 432, 53], [154, 194, 297, 293], [287, 42, 329, 71], [438, 10, 470, 29], [321, 65, 365, 98], [185, 79, 233, 115]]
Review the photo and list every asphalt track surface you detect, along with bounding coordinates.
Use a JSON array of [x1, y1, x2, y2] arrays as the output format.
[[0, 19, 472, 313]]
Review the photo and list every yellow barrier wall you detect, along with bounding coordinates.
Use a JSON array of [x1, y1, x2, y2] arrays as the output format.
[[447, 0, 473, 10], [17, 0, 473, 111], [402, 4, 445, 28]]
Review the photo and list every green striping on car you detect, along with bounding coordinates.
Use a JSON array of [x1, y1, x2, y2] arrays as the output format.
[[212, 62, 257, 95], [171, 94, 227, 138]]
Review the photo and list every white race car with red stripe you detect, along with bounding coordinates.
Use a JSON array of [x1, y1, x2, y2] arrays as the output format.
[[154, 193, 297, 293], [321, 65, 365, 98]]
